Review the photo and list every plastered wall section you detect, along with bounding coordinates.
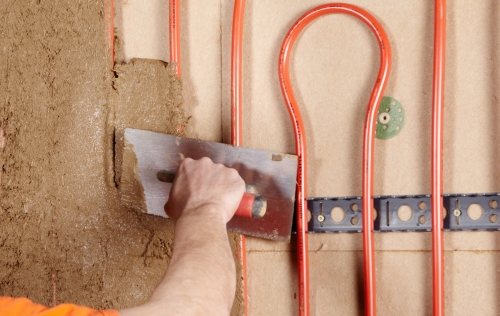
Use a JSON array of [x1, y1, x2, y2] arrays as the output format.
[[120, 1, 500, 315], [115, 0, 223, 142]]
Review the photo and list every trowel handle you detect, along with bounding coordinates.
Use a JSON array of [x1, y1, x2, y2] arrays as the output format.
[[237, 191, 266, 219], [157, 170, 266, 219]]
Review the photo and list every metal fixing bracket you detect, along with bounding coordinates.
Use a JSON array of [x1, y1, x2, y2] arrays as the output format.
[[299, 193, 500, 233]]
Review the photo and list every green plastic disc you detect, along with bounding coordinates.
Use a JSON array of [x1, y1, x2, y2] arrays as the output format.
[[375, 96, 405, 140]]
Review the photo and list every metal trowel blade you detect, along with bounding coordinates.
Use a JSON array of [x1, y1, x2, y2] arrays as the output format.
[[119, 128, 298, 241]]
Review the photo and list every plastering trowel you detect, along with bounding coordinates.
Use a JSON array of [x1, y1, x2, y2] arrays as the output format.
[[117, 128, 298, 241]]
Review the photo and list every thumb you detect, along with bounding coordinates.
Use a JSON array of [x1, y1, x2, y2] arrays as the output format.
[[164, 199, 178, 220]]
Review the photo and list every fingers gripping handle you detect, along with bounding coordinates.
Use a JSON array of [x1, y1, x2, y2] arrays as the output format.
[[157, 170, 267, 219]]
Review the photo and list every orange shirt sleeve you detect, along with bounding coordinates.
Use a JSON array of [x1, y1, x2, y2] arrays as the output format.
[[0, 297, 120, 316]]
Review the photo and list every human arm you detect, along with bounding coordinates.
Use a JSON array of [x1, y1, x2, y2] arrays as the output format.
[[119, 157, 245, 316]]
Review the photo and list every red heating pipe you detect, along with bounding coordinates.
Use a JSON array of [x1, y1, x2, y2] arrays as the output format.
[[169, 0, 181, 77], [169, 0, 183, 133], [431, 0, 446, 315], [231, 0, 249, 314], [231, 0, 245, 146], [278, 4, 391, 315]]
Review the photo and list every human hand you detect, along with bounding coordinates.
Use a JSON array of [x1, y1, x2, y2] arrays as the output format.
[[164, 157, 246, 223]]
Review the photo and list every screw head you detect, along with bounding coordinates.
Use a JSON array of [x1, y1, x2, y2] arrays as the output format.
[[453, 209, 461, 217], [378, 112, 391, 124], [318, 215, 325, 222]]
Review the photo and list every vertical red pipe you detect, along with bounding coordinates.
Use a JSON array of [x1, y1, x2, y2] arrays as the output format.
[[432, 0, 446, 315], [231, 1, 248, 315], [231, 0, 245, 146], [169, 0, 181, 77], [279, 30, 309, 313], [279, 4, 391, 315]]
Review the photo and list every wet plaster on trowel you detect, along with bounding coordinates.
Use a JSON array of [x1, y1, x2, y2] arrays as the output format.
[[111, 58, 186, 188], [0, 1, 243, 314]]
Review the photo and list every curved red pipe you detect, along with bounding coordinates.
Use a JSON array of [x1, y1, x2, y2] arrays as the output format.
[[231, 1, 248, 315], [431, 0, 446, 315], [279, 4, 391, 315]]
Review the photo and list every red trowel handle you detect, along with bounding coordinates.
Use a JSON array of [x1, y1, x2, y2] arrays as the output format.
[[157, 170, 267, 219], [237, 191, 267, 219]]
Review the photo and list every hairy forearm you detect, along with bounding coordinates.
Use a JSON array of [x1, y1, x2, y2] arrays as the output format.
[[153, 209, 236, 314], [120, 158, 243, 316], [121, 208, 236, 316]]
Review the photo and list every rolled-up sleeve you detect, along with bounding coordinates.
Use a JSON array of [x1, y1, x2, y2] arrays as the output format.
[[0, 297, 120, 316]]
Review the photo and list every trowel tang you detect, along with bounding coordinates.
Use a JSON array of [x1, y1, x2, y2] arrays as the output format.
[[156, 170, 267, 219]]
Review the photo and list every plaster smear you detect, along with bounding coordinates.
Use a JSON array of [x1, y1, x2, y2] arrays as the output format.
[[0, 0, 243, 314]]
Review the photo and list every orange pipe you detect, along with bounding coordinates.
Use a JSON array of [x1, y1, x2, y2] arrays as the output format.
[[231, 0, 245, 146], [279, 4, 391, 315], [169, 0, 183, 133], [169, 0, 181, 77], [231, 1, 248, 315], [431, 0, 446, 315]]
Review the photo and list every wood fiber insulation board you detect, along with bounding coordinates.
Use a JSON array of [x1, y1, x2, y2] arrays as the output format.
[[219, 0, 500, 315], [120, 0, 500, 315]]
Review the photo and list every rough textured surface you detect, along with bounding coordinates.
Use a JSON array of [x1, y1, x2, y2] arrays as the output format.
[[0, 0, 244, 314], [112, 58, 186, 191], [0, 0, 179, 309]]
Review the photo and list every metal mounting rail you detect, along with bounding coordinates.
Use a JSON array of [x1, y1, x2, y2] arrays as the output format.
[[294, 193, 500, 233]]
